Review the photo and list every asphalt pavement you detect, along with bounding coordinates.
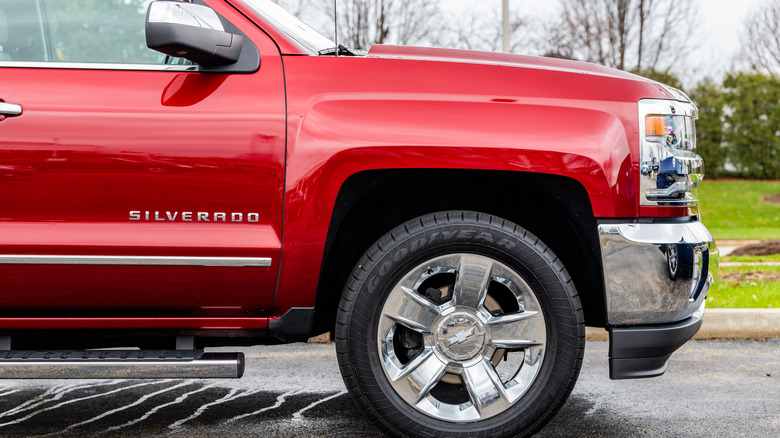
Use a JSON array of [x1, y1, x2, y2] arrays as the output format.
[[0, 340, 776, 437]]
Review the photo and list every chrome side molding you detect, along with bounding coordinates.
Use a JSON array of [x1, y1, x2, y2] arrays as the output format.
[[0, 60, 196, 71], [0, 255, 272, 267]]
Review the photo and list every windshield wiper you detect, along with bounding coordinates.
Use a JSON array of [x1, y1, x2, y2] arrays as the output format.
[[318, 44, 363, 56]]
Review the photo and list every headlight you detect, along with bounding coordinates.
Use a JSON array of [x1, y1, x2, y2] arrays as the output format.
[[639, 99, 703, 206]]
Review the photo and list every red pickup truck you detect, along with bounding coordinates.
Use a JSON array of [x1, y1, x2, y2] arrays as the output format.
[[0, 0, 718, 436]]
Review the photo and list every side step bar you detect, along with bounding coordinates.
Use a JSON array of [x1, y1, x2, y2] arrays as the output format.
[[0, 350, 244, 379]]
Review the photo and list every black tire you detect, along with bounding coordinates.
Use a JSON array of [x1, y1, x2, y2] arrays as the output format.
[[336, 211, 585, 438]]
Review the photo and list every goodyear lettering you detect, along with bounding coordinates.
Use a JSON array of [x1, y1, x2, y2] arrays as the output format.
[[476, 232, 494, 243], [393, 248, 408, 262], [410, 238, 427, 251]]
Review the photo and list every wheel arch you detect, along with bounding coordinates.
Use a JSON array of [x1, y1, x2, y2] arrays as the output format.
[[311, 169, 606, 335]]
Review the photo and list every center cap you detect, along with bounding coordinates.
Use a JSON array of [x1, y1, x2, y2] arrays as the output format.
[[434, 311, 487, 361]]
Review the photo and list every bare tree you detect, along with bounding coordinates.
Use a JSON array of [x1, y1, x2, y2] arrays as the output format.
[[271, 0, 332, 37], [272, 0, 311, 16], [442, 6, 529, 53], [542, 0, 698, 73], [542, 0, 631, 68], [334, 0, 373, 49], [323, 0, 441, 50], [394, 0, 441, 45], [742, 0, 780, 74], [271, 1, 532, 55]]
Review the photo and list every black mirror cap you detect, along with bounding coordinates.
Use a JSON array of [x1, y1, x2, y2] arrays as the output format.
[[146, 21, 243, 67]]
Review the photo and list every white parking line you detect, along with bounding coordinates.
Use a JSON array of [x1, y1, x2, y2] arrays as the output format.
[[226, 389, 299, 423], [292, 391, 348, 421], [168, 387, 260, 430], [0, 389, 20, 398], [0, 380, 166, 429], [0, 381, 124, 419], [103, 383, 218, 434], [36, 380, 193, 437]]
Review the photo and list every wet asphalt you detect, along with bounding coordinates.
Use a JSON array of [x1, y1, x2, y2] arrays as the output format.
[[0, 339, 776, 437]]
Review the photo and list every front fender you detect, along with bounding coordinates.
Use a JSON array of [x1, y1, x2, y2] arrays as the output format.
[[269, 51, 656, 313], [274, 92, 635, 313]]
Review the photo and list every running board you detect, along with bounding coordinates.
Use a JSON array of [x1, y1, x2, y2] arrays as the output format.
[[0, 350, 244, 379]]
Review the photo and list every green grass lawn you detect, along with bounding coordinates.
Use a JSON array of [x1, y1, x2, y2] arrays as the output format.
[[721, 254, 780, 263], [699, 180, 780, 240], [708, 264, 780, 308], [687, 180, 780, 308]]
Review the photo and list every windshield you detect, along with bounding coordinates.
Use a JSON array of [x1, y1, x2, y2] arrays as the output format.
[[239, 0, 335, 54]]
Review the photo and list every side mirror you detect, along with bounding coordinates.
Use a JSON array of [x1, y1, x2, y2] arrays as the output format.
[[146, 1, 243, 67]]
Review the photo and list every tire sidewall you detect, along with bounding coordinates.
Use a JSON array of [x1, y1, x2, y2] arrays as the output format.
[[341, 213, 583, 437]]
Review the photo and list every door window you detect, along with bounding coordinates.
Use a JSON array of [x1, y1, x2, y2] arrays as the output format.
[[0, 0, 189, 65]]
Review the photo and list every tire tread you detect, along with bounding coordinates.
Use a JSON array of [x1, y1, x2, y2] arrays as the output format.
[[336, 211, 585, 438]]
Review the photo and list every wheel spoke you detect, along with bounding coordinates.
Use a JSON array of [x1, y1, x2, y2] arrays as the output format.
[[488, 311, 545, 349], [462, 358, 512, 417], [384, 285, 441, 333], [452, 254, 493, 310], [376, 252, 552, 423], [388, 349, 448, 403]]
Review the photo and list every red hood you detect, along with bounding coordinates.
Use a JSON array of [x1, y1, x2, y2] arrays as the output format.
[[368, 45, 649, 83]]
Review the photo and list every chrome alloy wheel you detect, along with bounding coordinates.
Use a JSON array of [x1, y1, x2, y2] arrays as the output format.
[[377, 253, 547, 422]]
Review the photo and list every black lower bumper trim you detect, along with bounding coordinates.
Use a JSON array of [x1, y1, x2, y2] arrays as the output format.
[[608, 312, 703, 380]]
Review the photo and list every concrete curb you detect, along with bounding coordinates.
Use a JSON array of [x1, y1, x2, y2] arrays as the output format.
[[585, 308, 780, 341], [694, 308, 780, 339]]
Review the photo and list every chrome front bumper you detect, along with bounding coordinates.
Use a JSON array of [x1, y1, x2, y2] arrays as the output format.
[[598, 221, 718, 326]]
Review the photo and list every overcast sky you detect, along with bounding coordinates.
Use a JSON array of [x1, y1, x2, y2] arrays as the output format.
[[684, 0, 764, 81], [445, 0, 765, 86], [295, 0, 766, 87]]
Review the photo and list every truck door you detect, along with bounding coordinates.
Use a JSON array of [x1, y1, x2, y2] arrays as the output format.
[[0, 0, 285, 318]]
